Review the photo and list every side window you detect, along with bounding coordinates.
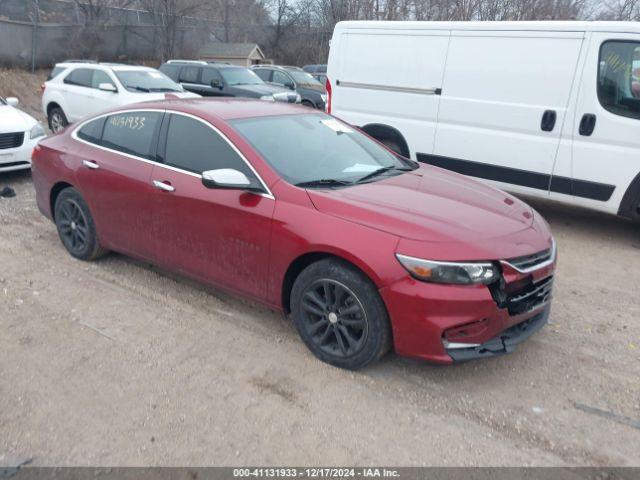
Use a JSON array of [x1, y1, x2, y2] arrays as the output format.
[[64, 68, 93, 87], [159, 64, 180, 81], [91, 70, 115, 89], [253, 69, 271, 82], [77, 117, 106, 144], [272, 71, 291, 86], [202, 68, 223, 86], [598, 41, 640, 120], [164, 114, 254, 177], [179, 66, 200, 84], [102, 111, 162, 159]]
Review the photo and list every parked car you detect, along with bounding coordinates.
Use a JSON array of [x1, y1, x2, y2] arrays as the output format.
[[0, 96, 45, 172], [41, 62, 199, 133], [159, 60, 300, 104], [327, 21, 640, 221], [252, 65, 327, 109], [302, 64, 327, 75], [31, 98, 555, 370]]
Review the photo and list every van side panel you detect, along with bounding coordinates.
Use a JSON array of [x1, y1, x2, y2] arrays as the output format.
[[429, 31, 584, 197], [330, 29, 450, 159]]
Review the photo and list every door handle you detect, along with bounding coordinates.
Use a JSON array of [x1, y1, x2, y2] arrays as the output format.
[[82, 159, 99, 170], [153, 180, 175, 192], [541, 110, 557, 132], [579, 113, 597, 136]]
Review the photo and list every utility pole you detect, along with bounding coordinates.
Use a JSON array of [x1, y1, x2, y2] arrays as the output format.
[[31, 0, 40, 72]]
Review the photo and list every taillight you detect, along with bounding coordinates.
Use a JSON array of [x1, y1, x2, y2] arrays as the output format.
[[325, 77, 332, 114]]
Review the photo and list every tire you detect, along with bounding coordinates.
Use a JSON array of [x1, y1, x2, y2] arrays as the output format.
[[54, 187, 108, 261], [48, 106, 68, 133], [291, 258, 391, 370], [381, 138, 402, 156], [301, 100, 315, 109]]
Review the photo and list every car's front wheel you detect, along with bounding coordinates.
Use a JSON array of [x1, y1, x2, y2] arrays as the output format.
[[291, 258, 391, 370], [54, 187, 108, 261], [48, 107, 68, 133]]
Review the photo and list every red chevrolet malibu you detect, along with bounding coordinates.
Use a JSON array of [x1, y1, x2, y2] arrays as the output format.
[[31, 98, 556, 370]]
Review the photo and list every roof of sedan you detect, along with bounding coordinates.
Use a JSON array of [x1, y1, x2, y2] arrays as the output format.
[[136, 97, 314, 121]]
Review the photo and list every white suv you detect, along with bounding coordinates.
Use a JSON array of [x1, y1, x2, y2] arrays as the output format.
[[42, 62, 199, 133]]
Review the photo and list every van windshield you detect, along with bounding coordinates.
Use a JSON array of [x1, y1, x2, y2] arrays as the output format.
[[230, 113, 417, 187]]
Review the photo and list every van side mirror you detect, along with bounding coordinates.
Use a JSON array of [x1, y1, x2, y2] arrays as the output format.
[[99, 83, 117, 93], [211, 79, 222, 89], [6, 97, 19, 106], [202, 169, 262, 192], [285, 81, 295, 90]]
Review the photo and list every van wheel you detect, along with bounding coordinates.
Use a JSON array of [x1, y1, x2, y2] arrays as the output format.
[[54, 188, 108, 261], [291, 258, 391, 370], [301, 100, 315, 109], [48, 107, 68, 133]]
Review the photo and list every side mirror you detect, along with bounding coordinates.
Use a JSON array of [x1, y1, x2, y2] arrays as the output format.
[[6, 97, 19, 106], [211, 79, 222, 89], [202, 169, 262, 192], [285, 81, 295, 90], [99, 83, 117, 93]]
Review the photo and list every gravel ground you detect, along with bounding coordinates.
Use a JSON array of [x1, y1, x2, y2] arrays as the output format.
[[0, 170, 639, 467]]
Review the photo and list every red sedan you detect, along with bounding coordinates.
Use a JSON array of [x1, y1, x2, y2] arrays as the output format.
[[31, 99, 556, 370]]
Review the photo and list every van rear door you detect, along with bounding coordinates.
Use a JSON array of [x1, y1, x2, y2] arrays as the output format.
[[428, 29, 584, 198], [330, 28, 450, 158], [567, 32, 640, 216]]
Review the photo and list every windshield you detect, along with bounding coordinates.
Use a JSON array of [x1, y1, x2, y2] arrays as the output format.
[[230, 113, 416, 187], [289, 70, 322, 86], [115, 70, 182, 93], [220, 68, 263, 86], [0, 98, 6, 105]]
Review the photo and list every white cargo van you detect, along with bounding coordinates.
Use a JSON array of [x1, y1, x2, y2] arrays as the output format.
[[326, 21, 640, 220]]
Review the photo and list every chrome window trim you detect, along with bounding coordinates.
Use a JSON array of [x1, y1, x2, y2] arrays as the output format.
[[71, 108, 275, 200], [502, 239, 557, 274], [337, 80, 439, 95]]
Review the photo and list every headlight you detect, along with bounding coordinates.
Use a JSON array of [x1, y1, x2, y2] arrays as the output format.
[[259, 95, 275, 101], [295, 94, 302, 103], [30, 122, 45, 139], [396, 254, 499, 285]]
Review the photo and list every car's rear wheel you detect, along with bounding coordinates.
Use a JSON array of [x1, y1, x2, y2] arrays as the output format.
[[48, 107, 68, 133], [54, 188, 108, 261], [291, 258, 391, 370]]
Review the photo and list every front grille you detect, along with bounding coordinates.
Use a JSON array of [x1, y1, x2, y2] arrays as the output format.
[[506, 276, 553, 315], [506, 248, 552, 272], [0, 132, 24, 150]]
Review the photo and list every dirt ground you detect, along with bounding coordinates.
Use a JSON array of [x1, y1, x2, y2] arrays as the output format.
[[0, 168, 639, 467], [0, 69, 48, 123]]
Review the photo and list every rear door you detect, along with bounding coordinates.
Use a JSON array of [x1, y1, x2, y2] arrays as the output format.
[[331, 28, 450, 158], [566, 32, 640, 215], [431, 30, 585, 198], [62, 68, 94, 122], [74, 110, 163, 260], [149, 113, 275, 301]]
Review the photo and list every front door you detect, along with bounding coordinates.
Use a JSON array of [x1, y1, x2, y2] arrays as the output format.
[[150, 113, 275, 301], [566, 32, 640, 214]]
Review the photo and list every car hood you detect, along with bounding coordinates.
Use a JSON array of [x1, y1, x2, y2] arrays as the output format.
[[131, 91, 200, 101], [0, 105, 37, 133], [232, 84, 289, 96], [306, 164, 534, 244]]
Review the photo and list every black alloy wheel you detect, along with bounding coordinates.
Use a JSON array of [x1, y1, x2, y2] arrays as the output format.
[[291, 258, 391, 370], [54, 187, 108, 261], [300, 279, 368, 358]]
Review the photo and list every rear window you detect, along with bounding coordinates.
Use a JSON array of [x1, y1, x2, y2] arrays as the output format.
[[159, 64, 180, 81], [77, 117, 105, 144], [48, 66, 66, 81], [101, 111, 162, 159], [64, 68, 93, 87]]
